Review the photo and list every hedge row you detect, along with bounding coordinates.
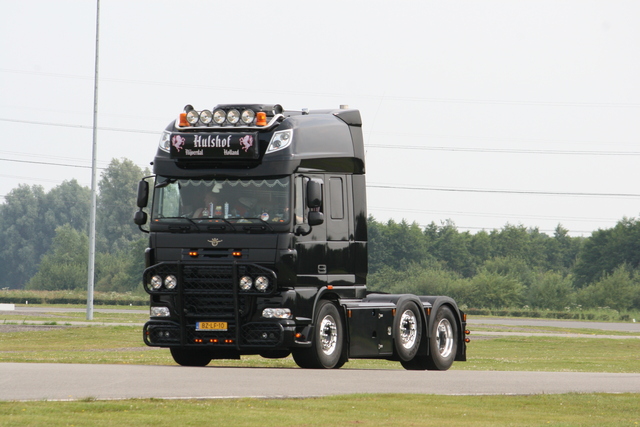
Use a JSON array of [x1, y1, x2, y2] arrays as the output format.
[[0, 291, 148, 306], [464, 308, 635, 322]]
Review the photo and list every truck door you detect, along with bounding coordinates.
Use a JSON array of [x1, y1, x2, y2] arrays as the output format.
[[325, 175, 353, 286], [294, 175, 327, 286]]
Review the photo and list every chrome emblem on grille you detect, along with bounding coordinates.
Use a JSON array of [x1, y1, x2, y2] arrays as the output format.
[[208, 238, 223, 247]]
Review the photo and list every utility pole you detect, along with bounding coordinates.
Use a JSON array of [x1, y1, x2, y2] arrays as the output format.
[[87, 0, 100, 320]]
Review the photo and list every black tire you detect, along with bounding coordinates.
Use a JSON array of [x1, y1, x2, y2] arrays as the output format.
[[292, 300, 346, 369], [394, 300, 422, 362], [425, 305, 458, 371], [170, 348, 212, 367]]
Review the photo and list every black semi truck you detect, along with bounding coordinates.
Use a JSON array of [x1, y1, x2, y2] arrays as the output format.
[[134, 104, 469, 369]]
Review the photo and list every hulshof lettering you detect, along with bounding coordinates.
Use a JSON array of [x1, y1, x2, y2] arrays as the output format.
[[193, 134, 231, 148]]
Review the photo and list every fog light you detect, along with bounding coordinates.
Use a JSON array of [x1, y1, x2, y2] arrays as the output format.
[[213, 109, 226, 124], [227, 109, 240, 124], [150, 306, 170, 317], [186, 109, 200, 125], [200, 109, 213, 125], [255, 276, 269, 292], [150, 275, 163, 290], [239, 276, 253, 291], [241, 109, 255, 124], [164, 275, 177, 290]]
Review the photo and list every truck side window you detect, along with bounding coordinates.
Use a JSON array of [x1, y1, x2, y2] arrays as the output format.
[[294, 176, 307, 225], [329, 177, 344, 219]]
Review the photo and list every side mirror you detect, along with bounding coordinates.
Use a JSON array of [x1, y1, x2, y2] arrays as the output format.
[[133, 210, 147, 226], [308, 211, 324, 226], [137, 180, 149, 208], [307, 180, 322, 208]]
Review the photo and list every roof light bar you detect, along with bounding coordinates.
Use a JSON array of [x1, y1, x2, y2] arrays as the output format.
[[175, 105, 284, 129]]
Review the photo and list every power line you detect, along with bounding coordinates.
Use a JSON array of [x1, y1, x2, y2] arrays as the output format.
[[3, 117, 635, 157], [0, 157, 105, 170], [2, 67, 640, 109], [366, 144, 640, 156], [368, 183, 640, 198], [0, 117, 158, 134]]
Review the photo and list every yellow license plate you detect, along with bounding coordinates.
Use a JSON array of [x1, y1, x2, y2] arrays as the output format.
[[196, 321, 228, 331]]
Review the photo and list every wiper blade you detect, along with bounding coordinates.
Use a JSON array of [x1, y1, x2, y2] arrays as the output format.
[[205, 218, 235, 232], [241, 218, 274, 232]]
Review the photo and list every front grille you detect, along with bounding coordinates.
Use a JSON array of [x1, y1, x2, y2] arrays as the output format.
[[144, 261, 278, 348], [182, 265, 234, 291]]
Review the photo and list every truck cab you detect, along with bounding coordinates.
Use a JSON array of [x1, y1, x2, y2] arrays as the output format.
[[135, 104, 467, 369]]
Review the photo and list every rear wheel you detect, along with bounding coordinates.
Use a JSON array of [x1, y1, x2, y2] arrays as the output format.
[[292, 300, 346, 369], [394, 300, 422, 362], [425, 306, 458, 371], [170, 348, 212, 367]]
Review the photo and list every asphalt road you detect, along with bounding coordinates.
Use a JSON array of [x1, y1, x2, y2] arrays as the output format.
[[2, 363, 640, 401], [2, 307, 639, 401]]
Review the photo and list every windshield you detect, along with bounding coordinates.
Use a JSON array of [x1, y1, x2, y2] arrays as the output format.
[[151, 177, 291, 228]]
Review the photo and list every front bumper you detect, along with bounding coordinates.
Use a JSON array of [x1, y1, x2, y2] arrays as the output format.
[[143, 319, 297, 350]]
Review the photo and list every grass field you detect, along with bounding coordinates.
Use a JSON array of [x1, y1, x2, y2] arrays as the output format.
[[0, 394, 639, 426], [1, 321, 639, 372], [1, 306, 639, 426]]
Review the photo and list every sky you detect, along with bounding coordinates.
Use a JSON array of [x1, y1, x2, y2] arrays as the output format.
[[1, 1, 639, 236]]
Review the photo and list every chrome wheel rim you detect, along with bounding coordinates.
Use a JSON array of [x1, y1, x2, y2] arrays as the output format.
[[399, 309, 418, 349], [319, 315, 338, 355], [435, 318, 454, 357]]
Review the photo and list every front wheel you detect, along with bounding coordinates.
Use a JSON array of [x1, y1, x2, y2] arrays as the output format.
[[292, 300, 346, 369], [170, 348, 212, 367]]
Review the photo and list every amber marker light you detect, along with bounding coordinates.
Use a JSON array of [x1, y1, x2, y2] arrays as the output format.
[[179, 112, 189, 127], [256, 112, 267, 126], [232, 251, 242, 258], [189, 251, 198, 258]]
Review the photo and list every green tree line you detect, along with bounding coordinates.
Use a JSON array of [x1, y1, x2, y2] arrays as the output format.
[[0, 158, 149, 293], [1, 160, 640, 312], [368, 217, 640, 312]]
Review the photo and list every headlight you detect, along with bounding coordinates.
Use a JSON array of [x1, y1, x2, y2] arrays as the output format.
[[164, 275, 177, 290], [255, 276, 269, 292], [241, 109, 255, 124], [266, 129, 293, 153], [159, 131, 171, 152], [151, 306, 170, 317], [150, 275, 163, 290], [199, 110, 213, 125], [262, 308, 291, 319], [227, 109, 240, 124], [186, 109, 200, 125], [239, 276, 253, 291]]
